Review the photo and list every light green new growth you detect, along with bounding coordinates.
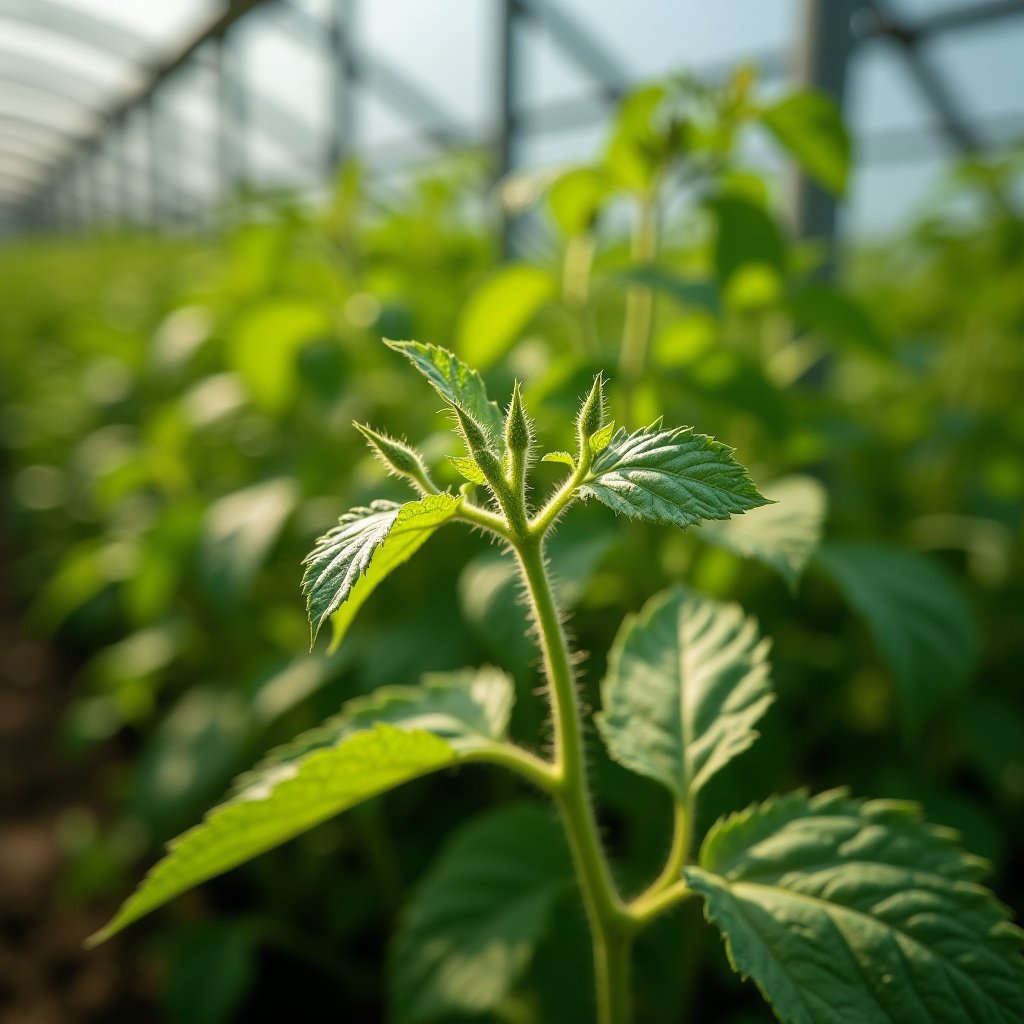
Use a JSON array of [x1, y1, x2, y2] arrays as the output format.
[[93, 339, 1023, 1024]]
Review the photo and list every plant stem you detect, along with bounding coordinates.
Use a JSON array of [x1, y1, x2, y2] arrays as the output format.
[[515, 535, 633, 1024], [648, 801, 690, 895], [563, 233, 598, 355], [618, 187, 659, 427]]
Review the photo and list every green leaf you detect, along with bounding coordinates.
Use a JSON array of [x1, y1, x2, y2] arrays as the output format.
[[699, 475, 827, 590], [686, 789, 1024, 1024], [580, 423, 771, 528], [300, 494, 461, 648], [549, 167, 611, 235], [787, 283, 887, 355], [606, 84, 670, 192], [456, 264, 556, 370], [390, 802, 572, 1023], [447, 455, 487, 485], [228, 299, 331, 412], [201, 477, 297, 596], [541, 451, 576, 469], [129, 687, 247, 837], [815, 541, 979, 733], [164, 923, 256, 1024], [710, 195, 787, 288], [598, 586, 772, 805], [588, 420, 616, 455], [612, 265, 720, 316], [761, 89, 851, 196], [234, 666, 515, 795], [88, 725, 456, 946], [385, 338, 503, 439]]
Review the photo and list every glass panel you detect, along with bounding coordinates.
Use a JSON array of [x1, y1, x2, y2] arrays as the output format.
[[928, 21, 1024, 145], [361, 0, 493, 132]]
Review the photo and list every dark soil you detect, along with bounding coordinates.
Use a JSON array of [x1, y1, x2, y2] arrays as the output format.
[[0, 551, 158, 1023]]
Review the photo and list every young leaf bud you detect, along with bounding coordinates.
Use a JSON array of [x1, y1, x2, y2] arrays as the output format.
[[576, 373, 606, 442], [355, 423, 436, 493], [453, 405, 502, 482], [504, 381, 532, 454], [453, 404, 493, 458]]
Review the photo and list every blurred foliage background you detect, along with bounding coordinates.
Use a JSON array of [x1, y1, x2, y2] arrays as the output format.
[[1, 69, 1023, 1024]]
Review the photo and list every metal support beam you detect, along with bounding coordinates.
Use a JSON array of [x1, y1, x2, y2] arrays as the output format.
[[327, 0, 356, 170], [497, 0, 522, 256], [510, 0, 628, 101], [863, 0, 982, 154], [18, 0, 275, 216], [215, 29, 247, 207], [278, 0, 469, 150], [145, 94, 164, 226], [791, 0, 861, 276], [860, 0, 1024, 40], [497, 0, 519, 182]]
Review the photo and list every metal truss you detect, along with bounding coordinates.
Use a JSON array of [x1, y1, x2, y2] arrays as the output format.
[[0, 0, 1021, 239]]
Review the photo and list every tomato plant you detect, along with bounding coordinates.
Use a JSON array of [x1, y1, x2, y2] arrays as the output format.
[[89, 341, 1024, 1023], [2, 71, 1022, 1024]]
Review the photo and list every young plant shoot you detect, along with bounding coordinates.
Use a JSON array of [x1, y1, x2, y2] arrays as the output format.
[[90, 339, 1024, 1024]]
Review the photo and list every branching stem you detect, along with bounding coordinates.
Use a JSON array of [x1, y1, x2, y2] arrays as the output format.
[[460, 404, 695, 1022]]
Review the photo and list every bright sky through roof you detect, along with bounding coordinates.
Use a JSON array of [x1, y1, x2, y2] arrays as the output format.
[[0, 0, 1022, 232]]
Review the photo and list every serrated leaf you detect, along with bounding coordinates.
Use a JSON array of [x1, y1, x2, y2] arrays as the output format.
[[815, 541, 978, 734], [390, 802, 572, 1023], [541, 451, 576, 468], [686, 789, 1024, 1024], [761, 89, 851, 196], [233, 666, 515, 796], [456, 264, 556, 370], [385, 339, 503, 440], [88, 725, 456, 946], [579, 423, 771, 528], [598, 586, 772, 805], [448, 455, 487, 485], [301, 494, 461, 648], [699, 475, 827, 591]]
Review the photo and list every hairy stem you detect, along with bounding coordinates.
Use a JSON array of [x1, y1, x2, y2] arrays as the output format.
[[515, 536, 633, 1024]]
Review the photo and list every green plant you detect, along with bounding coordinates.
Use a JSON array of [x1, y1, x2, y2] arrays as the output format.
[[89, 338, 1023, 1023]]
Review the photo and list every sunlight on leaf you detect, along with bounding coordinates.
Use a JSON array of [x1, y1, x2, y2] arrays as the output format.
[[580, 424, 771, 528], [688, 789, 1024, 1023], [599, 586, 772, 804], [301, 494, 461, 648]]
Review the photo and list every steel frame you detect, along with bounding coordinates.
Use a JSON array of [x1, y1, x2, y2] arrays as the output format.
[[0, 0, 1021, 238]]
